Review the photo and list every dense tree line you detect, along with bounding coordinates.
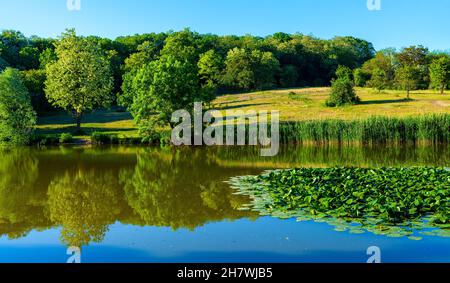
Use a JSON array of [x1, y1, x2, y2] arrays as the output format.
[[355, 45, 450, 97]]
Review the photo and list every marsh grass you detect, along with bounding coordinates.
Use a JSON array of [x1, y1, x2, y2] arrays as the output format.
[[278, 114, 450, 144]]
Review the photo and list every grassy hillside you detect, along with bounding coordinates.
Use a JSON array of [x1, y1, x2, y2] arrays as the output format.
[[35, 87, 450, 139], [214, 87, 450, 121]]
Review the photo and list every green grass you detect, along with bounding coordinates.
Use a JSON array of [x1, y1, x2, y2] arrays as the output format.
[[34, 87, 450, 143], [35, 109, 138, 141], [215, 87, 450, 121]]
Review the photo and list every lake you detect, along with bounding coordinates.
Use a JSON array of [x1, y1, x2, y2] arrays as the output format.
[[0, 145, 448, 263]]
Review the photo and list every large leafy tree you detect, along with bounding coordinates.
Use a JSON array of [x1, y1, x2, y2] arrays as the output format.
[[45, 29, 113, 131], [0, 68, 36, 145], [119, 41, 162, 108], [396, 45, 429, 89], [128, 54, 201, 136], [429, 56, 450, 94], [395, 65, 421, 98]]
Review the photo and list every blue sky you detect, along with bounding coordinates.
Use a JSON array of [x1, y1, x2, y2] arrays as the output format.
[[1, 0, 450, 51]]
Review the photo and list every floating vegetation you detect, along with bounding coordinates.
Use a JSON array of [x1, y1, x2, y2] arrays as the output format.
[[229, 167, 450, 239]]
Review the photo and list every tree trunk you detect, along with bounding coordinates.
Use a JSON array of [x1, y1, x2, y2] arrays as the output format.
[[75, 112, 83, 132], [406, 88, 410, 99], [441, 84, 445, 95]]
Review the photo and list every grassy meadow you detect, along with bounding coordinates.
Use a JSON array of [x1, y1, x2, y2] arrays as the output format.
[[214, 87, 450, 121], [35, 87, 450, 142]]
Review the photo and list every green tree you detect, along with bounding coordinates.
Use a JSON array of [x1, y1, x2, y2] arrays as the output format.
[[335, 65, 352, 80], [18, 46, 40, 70], [252, 49, 280, 90], [198, 50, 223, 87], [395, 65, 421, 98], [198, 50, 223, 104], [119, 41, 161, 108], [326, 66, 359, 107], [39, 48, 57, 69], [222, 48, 279, 91], [0, 68, 36, 145], [222, 48, 254, 90], [361, 49, 396, 89], [367, 67, 388, 92], [429, 56, 450, 94], [353, 68, 368, 87], [128, 55, 201, 137], [396, 46, 429, 89], [45, 29, 113, 131]]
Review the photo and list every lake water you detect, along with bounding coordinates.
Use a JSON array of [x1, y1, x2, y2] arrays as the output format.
[[0, 145, 448, 263]]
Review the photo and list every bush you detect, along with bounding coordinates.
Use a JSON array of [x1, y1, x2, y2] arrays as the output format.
[[326, 77, 360, 107], [59, 133, 73, 144]]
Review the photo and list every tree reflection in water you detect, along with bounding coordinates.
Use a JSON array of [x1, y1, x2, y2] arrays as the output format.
[[0, 147, 258, 248]]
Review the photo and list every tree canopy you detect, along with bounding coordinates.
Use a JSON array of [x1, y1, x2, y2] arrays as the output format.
[[0, 68, 36, 145], [44, 29, 113, 131]]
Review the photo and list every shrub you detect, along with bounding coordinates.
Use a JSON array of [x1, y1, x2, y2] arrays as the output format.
[[326, 77, 359, 107], [59, 133, 73, 144]]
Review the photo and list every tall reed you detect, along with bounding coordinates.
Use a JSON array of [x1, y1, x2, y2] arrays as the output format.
[[279, 114, 449, 144]]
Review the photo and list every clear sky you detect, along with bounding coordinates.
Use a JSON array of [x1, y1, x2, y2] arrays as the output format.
[[1, 0, 450, 51]]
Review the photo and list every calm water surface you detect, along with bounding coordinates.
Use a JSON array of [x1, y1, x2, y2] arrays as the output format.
[[0, 145, 448, 263]]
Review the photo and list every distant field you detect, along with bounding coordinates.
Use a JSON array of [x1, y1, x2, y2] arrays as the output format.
[[35, 87, 450, 139], [215, 87, 450, 121]]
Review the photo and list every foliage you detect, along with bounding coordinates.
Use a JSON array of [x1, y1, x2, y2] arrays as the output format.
[[429, 56, 450, 94], [367, 67, 388, 92], [0, 68, 36, 145], [229, 167, 450, 239], [20, 69, 54, 114], [59, 133, 73, 144], [361, 49, 396, 89], [353, 68, 367, 87], [45, 29, 113, 130], [395, 65, 421, 98], [326, 66, 359, 107], [222, 48, 280, 91], [127, 54, 201, 136]]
